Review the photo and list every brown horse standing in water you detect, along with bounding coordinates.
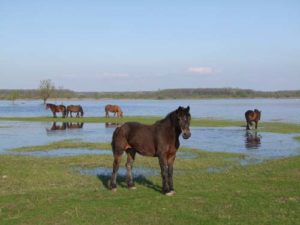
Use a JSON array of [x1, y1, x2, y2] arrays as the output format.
[[105, 104, 123, 118], [245, 109, 261, 130], [46, 103, 66, 118], [110, 106, 191, 195], [66, 105, 84, 117]]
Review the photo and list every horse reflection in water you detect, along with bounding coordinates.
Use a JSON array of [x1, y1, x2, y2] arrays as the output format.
[[46, 122, 84, 132], [67, 122, 84, 129], [105, 122, 122, 128], [245, 131, 262, 149], [46, 122, 67, 132]]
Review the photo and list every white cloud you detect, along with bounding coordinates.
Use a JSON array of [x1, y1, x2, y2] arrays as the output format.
[[187, 67, 215, 75]]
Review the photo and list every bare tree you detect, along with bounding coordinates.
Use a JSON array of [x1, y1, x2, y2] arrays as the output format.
[[39, 79, 55, 104]]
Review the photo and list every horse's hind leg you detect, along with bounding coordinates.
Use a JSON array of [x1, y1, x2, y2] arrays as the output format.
[[125, 149, 136, 189], [255, 121, 258, 129], [110, 153, 123, 191]]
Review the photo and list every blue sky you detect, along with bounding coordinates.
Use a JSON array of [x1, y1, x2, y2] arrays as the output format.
[[0, 0, 299, 91]]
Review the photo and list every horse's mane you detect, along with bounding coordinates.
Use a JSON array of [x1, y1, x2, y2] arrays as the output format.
[[155, 110, 178, 126]]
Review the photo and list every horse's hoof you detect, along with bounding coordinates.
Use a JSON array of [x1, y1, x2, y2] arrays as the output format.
[[129, 186, 137, 190], [111, 188, 117, 192], [165, 190, 176, 196]]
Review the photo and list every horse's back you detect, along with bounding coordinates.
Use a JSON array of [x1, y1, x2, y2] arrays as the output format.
[[245, 110, 254, 119], [112, 122, 156, 156]]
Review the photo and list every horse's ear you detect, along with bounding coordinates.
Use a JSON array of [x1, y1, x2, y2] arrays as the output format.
[[186, 106, 190, 112], [177, 106, 183, 111]]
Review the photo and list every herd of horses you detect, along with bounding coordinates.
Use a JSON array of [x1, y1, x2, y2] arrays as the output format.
[[46, 103, 84, 118], [46, 102, 261, 195], [46, 103, 123, 118]]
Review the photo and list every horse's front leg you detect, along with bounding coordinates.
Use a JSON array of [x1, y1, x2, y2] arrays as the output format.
[[158, 154, 170, 194], [53, 112, 57, 118], [125, 149, 136, 189], [167, 154, 176, 195], [255, 121, 258, 129]]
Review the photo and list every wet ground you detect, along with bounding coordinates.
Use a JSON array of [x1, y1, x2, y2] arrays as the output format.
[[1, 121, 299, 161], [1, 120, 299, 177]]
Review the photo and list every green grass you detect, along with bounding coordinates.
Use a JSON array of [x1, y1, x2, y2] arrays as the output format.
[[9, 140, 111, 152], [0, 148, 299, 225], [1, 116, 300, 133]]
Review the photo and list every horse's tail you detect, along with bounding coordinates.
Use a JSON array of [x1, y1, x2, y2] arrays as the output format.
[[63, 106, 67, 117], [80, 106, 84, 117], [111, 127, 121, 150]]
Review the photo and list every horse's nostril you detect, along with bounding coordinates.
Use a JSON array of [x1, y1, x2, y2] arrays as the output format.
[[182, 132, 191, 139]]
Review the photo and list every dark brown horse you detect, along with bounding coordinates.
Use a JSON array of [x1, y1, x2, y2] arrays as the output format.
[[66, 105, 84, 117], [245, 109, 261, 130], [46, 103, 66, 118], [110, 106, 191, 195], [105, 104, 123, 118]]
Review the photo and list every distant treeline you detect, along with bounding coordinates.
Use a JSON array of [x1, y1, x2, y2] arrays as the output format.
[[1, 88, 300, 100]]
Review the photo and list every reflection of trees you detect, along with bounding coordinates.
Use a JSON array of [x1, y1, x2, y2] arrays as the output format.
[[245, 131, 261, 149]]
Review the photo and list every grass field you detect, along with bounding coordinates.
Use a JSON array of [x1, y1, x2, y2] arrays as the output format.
[[1, 147, 299, 225], [0, 117, 300, 224]]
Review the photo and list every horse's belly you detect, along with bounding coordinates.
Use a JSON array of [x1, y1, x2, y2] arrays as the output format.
[[127, 142, 156, 156]]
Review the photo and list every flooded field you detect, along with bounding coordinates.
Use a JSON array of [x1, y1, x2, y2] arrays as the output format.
[[1, 98, 300, 123], [1, 121, 299, 164]]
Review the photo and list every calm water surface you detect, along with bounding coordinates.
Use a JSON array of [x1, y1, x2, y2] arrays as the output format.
[[1, 121, 299, 163], [1, 98, 300, 123]]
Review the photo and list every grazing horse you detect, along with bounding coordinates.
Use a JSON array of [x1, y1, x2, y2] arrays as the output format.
[[105, 104, 123, 118], [110, 106, 191, 195], [245, 109, 261, 130], [46, 103, 66, 118], [66, 105, 84, 117]]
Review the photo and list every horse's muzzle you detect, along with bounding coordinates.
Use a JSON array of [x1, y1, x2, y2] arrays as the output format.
[[182, 129, 191, 139]]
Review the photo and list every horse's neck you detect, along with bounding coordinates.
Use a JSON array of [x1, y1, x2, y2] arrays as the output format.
[[159, 112, 180, 134]]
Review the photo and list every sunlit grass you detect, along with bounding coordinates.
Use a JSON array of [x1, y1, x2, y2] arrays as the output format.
[[0, 149, 299, 225]]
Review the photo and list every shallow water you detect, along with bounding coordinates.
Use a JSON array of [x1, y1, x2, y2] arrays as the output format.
[[1, 98, 300, 123], [186, 127, 300, 160], [1, 121, 299, 163]]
